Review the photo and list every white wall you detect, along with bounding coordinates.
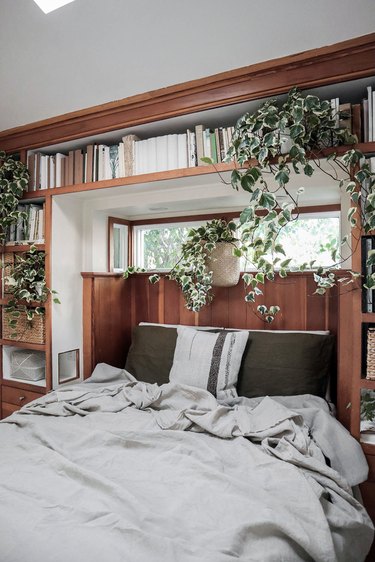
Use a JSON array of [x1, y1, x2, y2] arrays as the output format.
[[51, 195, 84, 386], [1, 0, 375, 130]]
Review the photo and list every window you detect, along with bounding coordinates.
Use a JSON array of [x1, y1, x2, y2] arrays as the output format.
[[108, 217, 129, 272], [133, 213, 341, 272], [133, 221, 204, 270], [241, 212, 341, 271]]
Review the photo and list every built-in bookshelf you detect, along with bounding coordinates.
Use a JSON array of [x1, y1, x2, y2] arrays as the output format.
[[0, 34, 375, 522]]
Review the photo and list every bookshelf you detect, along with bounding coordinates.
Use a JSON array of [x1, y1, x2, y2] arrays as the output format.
[[0, 31, 375, 524]]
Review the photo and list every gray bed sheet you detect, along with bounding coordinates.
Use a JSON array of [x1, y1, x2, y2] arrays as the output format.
[[0, 363, 373, 562]]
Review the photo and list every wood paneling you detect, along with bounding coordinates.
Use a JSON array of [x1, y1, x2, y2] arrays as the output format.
[[81, 271, 340, 384], [82, 274, 132, 378], [1, 33, 374, 152]]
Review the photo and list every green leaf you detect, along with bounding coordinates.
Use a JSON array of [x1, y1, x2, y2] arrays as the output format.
[[200, 156, 213, 165], [274, 169, 289, 185]]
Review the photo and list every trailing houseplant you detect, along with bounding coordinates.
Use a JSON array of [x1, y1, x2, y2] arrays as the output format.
[[3, 245, 60, 337], [125, 219, 241, 312], [0, 151, 29, 244], [125, 87, 375, 320]]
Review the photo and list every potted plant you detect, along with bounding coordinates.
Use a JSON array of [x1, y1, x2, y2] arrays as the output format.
[[125, 219, 241, 312], [3, 245, 59, 341], [0, 151, 29, 244]]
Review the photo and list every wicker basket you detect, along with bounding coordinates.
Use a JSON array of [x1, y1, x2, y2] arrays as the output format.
[[205, 242, 240, 288], [2, 252, 14, 296], [366, 327, 375, 380], [2, 308, 45, 344]]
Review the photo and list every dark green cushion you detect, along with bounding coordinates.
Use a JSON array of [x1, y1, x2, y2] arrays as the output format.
[[125, 325, 177, 385], [237, 331, 334, 399], [125, 325, 334, 398]]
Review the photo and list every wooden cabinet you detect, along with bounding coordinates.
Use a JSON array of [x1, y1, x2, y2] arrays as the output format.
[[1, 385, 43, 419]]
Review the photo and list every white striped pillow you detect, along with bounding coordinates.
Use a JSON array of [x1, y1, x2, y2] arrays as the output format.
[[169, 326, 248, 400]]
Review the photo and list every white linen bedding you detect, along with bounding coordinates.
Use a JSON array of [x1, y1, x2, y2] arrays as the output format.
[[0, 363, 373, 562]]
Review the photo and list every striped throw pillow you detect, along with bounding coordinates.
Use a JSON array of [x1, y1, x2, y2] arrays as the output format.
[[169, 326, 248, 400]]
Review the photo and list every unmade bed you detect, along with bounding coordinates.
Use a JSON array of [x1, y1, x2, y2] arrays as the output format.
[[0, 326, 373, 561]]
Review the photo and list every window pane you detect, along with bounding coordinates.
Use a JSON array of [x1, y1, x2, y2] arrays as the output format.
[[113, 224, 128, 272], [139, 225, 191, 269], [241, 215, 340, 270]]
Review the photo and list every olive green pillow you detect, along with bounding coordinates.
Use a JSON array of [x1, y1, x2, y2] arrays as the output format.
[[125, 325, 177, 385], [237, 331, 334, 399]]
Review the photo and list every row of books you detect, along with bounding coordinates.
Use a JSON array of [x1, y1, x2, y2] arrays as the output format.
[[5, 204, 44, 244], [25, 125, 235, 191], [330, 85, 375, 143]]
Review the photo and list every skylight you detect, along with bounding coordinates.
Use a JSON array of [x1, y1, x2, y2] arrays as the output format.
[[33, 0, 75, 14]]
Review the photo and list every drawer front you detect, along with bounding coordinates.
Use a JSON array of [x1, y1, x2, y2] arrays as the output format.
[[1, 402, 21, 419], [2, 386, 43, 407]]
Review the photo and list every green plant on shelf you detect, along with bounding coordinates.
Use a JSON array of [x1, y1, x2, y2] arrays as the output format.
[[0, 151, 29, 245], [2, 245, 60, 338], [125, 87, 375, 317]]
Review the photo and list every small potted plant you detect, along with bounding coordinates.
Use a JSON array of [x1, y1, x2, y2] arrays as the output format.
[[0, 151, 29, 244], [3, 246, 59, 342], [125, 218, 241, 312]]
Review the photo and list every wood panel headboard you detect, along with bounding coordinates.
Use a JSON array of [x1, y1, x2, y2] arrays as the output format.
[[81, 271, 339, 373]]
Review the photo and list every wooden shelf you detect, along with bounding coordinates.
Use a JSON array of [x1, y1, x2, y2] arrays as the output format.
[[1, 243, 45, 253], [0, 339, 46, 351], [0, 377, 47, 393], [359, 378, 375, 390], [362, 313, 375, 322]]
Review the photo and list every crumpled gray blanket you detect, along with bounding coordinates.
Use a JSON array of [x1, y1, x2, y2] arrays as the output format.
[[0, 363, 373, 562]]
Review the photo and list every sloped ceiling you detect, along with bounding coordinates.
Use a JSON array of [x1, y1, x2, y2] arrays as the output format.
[[1, 0, 375, 132]]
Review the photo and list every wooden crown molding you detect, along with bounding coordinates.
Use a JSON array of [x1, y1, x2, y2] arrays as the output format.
[[1, 32, 375, 153]]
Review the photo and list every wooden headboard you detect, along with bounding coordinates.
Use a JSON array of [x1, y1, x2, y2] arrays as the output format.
[[81, 271, 339, 369]]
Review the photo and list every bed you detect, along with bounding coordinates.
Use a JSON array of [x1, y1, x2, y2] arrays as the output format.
[[0, 325, 373, 562]]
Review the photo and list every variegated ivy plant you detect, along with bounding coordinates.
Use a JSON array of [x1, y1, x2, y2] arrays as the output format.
[[124, 219, 240, 312], [215, 87, 375, 321], [125, 88, 375, 322], [0, 151, 29, 244]]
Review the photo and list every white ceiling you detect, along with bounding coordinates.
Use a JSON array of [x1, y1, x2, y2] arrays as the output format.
[[1, 0, 375, 132]]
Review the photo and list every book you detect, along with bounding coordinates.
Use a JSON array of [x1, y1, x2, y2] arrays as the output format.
[[155, 135, 168, 172], [177, 134, 187, 169], [122, 134, 139, 176], [203, 128, 212, 161], [167, 134, 178, 170], [367, 86, 373, 142], [186, 130, 197, 167], [352, 104, 362, 141], [67, 151, 74, 185], [108, 145, 119, 179], [210, 130, 218, 164], [363, 99, 369, 142], [86, 145, 94, 183], [195, 125, 205, 166]]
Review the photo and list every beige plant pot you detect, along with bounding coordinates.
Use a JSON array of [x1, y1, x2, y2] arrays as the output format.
[[205, 242, 241, 288]]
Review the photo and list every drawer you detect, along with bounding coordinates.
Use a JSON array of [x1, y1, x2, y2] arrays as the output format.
[[2, 386, 43, 407], [1, 402, 21, 419]]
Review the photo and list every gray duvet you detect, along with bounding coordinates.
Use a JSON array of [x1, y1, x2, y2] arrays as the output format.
[[0, 363, 373, 562]]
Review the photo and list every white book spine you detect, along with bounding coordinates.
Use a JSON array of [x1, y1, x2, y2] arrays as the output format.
[[148, 138, 157, 173], [49, 156, 55, 189], [203, 129, 211, 159], [118, 142, 125, 177], [177, 133, 188, 169], [167, 134, 178, 170], [155, 136, 168, 172]]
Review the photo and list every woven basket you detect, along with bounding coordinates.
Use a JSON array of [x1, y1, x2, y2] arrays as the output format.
[[205, 242, 240, 288], [2, 253, 14, 296], [366, 327, 375, 380], [2, 308, 45, 344]]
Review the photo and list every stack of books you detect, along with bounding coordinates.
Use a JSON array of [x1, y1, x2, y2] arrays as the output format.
[[5, 203, 44, 244], [328, 84, 375, 143], [25, 126, 234, 191]]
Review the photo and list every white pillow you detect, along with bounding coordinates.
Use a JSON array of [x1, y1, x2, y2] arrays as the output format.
[[169, 326, 248, 400]]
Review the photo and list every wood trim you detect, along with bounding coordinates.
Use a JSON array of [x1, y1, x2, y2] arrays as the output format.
[[130, 205, 341, 227], [1, 33, 375, 152]]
